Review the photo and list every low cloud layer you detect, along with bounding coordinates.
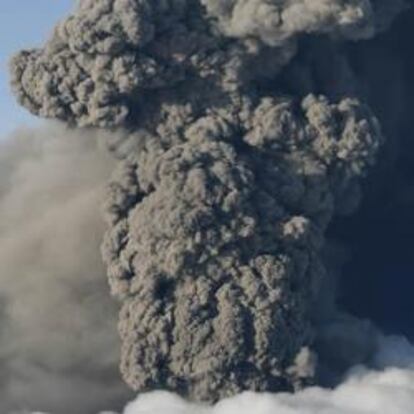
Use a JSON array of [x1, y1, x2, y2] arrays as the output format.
[[26, 335, 414, 414], [118, 335, 414, 414]]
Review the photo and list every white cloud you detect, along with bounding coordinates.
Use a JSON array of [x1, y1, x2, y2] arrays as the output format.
[[119, 335, 414, 414]]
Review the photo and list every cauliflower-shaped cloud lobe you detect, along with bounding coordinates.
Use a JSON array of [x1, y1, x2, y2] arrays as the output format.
[[202, 0, 405, 45], [101, 95, 382, 400], [11, 0, 403, 128]]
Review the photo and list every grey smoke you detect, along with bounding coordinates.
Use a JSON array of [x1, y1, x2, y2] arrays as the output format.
[[8, 0, 413, 407], [101, 94, 382, 400], [10, 0, 406, 128], [201, 0, 405, 44], [0, 125, 131, 413]]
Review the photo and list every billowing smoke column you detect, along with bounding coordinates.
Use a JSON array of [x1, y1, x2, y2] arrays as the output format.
[[9, 0, 408, 404]]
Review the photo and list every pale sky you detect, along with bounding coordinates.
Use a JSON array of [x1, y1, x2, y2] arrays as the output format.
[[0, 1, 74, 137]]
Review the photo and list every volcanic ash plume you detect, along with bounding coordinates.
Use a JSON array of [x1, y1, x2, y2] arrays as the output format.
[[9, 0, 410, 405]]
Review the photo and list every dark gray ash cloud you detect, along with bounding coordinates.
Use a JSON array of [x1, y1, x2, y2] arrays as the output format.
[[8, 0, 414, 409]]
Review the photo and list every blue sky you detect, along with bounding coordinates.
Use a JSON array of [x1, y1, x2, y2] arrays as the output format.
[[0, 1, 74, 137]]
